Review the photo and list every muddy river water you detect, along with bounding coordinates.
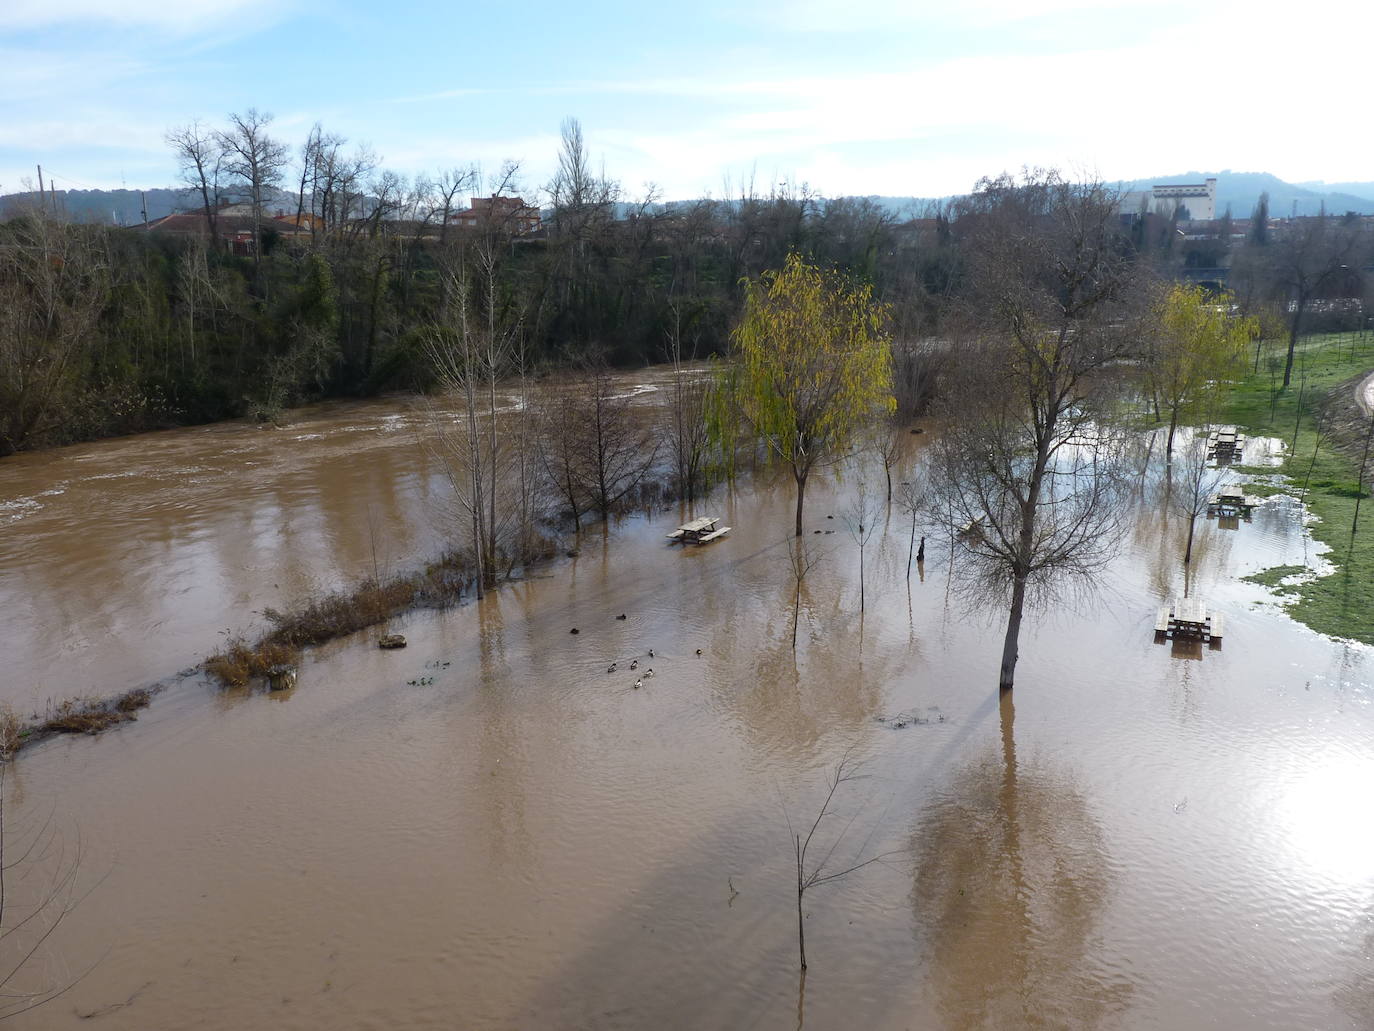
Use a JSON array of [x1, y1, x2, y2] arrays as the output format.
[[1, 372, 1372, 1029]]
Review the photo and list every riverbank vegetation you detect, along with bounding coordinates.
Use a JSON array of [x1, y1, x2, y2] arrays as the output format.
[[8, 135, 1370, 695], [7, 111, 1367, 460], [0, 688, 153, 758], [202, 173, 1371, 694], [1219, 331, 1374, 643], [203, 552, 485, 687]]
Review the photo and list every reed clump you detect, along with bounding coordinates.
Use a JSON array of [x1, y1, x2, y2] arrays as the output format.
[[204, 637, 301, 688], [0, 689, 157, 760], [203, 553, 480, 688], [261, 576, 420, 648], [0, 705, 21, 758]]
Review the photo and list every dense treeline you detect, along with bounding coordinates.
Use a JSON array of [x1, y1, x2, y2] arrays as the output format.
[[1, 111, 1370, 457]]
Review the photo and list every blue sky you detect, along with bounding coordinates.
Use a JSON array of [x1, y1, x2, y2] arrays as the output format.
[[2, 0, 1370, 203]]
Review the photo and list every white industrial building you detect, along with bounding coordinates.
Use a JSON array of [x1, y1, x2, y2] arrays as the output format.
[[1120, 177, 1217, 221]]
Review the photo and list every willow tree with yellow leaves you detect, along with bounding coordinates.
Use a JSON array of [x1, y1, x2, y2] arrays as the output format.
[[732, 254, 895, 537], [1149, 284, 1257, 456]]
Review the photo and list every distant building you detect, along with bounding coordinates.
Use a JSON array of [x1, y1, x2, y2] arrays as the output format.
[[1120, 178, 1218, 221], [447, 196, 541, 234], [131, 201, 311, 255]]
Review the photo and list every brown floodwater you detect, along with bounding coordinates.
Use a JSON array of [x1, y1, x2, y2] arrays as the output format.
[[1, 384, 1372, 1029]]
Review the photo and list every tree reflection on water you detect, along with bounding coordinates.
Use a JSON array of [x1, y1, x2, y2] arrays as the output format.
[[911, 692, 1134, 1029]]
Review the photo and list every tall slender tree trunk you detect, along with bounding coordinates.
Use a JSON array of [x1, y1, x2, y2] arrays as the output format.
[[795, 835, 807, 971], [999, 574, 1027, 692], [793, 468, 807, 537], [858, 545, 866, 613], [1283, 300, 1304, 389], [1184, 514, 1197, 564], [1166, 407, 1179, 458], [792, 581, 801, 651], [906, 510, 916, 580]]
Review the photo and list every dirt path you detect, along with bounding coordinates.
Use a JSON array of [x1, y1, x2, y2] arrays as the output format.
[[1359, 369, 1374, 417]]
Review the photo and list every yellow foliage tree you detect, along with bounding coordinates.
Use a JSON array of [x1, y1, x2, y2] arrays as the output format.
[[732, 254, 895, 536], [1151, 285, 1257, 456]]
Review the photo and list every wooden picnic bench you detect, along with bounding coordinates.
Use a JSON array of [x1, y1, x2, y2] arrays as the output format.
[[1154, 596, 1224, 643], [1206, 426, 1246, 461], [666, 516, 732, 545], [1207, 487, 1262, 517]]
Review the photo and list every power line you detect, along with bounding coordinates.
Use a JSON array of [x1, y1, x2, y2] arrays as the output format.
[[43, 169, 108, 191]]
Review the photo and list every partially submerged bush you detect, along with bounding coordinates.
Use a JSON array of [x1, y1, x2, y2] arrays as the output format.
[[0, 705, 21, 759], [0, 689, 157, 759], [205, 637, 300, 688]]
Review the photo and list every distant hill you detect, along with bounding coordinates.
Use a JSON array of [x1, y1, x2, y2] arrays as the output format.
[[0, 185, 283, 224], [1, 188, 183, 224], [6, 172, 1373, 225], [1295, 180, 1374, 204]]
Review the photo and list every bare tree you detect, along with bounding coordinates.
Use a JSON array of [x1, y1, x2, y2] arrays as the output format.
[[0, 764, 97, 1020], [535, 380, 590, 524], [1267, 214, 1362, 388], [868, 418, 904, 502], [663, 296, 712, 502], [931, 171, 1143, 692], [570, 357, 660, 521], [1171, 430, 1228, 566], [422, 230, 533, 592], [785, 536, 825, 652], [898, 479, 925, 582], [843, 477, 878, 613], [787, 752, 900, 971], [432, 166, 476, 247], [165, 120, 223, 240], [0, 217, 108, 455], [216, 109, 289, 281]]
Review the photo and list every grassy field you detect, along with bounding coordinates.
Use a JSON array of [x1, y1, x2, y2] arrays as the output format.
[[1218, 331, 1374, 644]]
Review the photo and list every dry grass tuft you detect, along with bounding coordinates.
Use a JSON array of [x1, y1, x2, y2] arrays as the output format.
[[115, 688, 152, 713], [0, 704, 21, 759], [262, 577, 418, 648], [205, 637, 301, 688]]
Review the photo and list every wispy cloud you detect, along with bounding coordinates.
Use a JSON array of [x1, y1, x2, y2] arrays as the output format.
[[1, 0, 284, 32]]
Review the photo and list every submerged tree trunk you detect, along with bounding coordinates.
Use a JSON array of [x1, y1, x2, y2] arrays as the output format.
[[1184, 514, 1197, 564], [795, 834, 807, 971], [793, 468, 807, 537], [999, 574, 1028, 692]]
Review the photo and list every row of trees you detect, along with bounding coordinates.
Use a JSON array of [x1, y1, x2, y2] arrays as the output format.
[[723, 172, 1269, 693], [5, 110, 1368, 457]]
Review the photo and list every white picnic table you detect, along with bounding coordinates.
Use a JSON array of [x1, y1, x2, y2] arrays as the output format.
[[666, 516, 732, 545], [1154, 597, 1225, 642]]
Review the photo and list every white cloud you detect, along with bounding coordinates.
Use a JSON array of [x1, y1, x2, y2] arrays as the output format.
[[1, 0, 284, 32]]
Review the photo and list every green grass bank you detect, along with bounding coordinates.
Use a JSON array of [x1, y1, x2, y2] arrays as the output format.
[[1219, 331, 1374, 644]]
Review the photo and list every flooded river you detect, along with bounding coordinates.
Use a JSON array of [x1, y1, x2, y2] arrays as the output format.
[[1, 377, 1372, 1029]]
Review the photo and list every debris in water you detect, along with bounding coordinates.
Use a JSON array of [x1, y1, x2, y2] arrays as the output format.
[[875, 708, 944, 729], [378, 634, 407, 650], [266, 664, 297, 691]]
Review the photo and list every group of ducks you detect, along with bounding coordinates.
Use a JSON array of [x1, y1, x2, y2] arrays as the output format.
[[570, 614, 708, 689], [608, 650, 658, 689]]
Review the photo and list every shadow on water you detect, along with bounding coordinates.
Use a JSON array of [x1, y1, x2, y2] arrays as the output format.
[[910, 691, 1134, 1029]]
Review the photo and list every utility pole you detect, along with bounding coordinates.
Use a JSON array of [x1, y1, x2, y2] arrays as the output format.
[[36, 164, 46, 213], [141, 191, 149, 228]]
